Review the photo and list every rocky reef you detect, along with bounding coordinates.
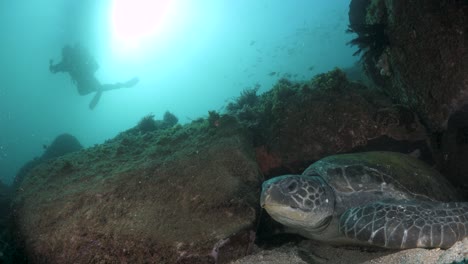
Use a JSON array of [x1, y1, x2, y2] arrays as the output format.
[[11, 68, 466, 263], [348, 0, 467, 132], [1, 133, 84, 263], [13, 118, 260, 263], [0, 180, 20, 263], [347, 0, 468, 194], [226, 69, 431, 177], [7, 1, 468, 263], [13, 133, 83, 188]]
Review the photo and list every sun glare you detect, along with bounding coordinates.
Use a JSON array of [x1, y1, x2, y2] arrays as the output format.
[[109, 0, 177, 57]]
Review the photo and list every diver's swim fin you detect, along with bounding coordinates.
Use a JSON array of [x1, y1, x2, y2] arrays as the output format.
[[123, 77, 140, 88], [89, 91, 102, 110]]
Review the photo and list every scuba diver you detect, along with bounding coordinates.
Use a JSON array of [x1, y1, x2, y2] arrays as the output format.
[[49, 44, 139, 109]]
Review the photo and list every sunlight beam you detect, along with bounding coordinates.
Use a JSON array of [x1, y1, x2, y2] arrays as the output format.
[[109, 0, 177, 58]]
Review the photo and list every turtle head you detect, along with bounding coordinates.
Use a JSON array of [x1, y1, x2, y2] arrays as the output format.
[[260, 175, 335, 232]]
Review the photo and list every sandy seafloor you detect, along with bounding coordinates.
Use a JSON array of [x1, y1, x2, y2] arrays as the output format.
[[232, 238, 468, 264]]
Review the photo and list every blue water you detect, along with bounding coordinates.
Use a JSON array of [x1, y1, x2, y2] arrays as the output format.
[[0, 0, 356, 185]]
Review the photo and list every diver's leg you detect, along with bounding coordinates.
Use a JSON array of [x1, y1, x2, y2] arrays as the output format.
[[88, 91, 102, 110], [123, 77, 139, 87], [99, 84, 122, 91], [99, 77, 140, 91], [88, 77, 139, 109]]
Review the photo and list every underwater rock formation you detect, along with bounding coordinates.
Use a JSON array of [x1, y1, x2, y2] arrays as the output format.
[[133, 111, 179, 134], [0, 181, 12, 245], [348, 0, 468, 196], [41, 133, 83, 160], [13, 133, 83, 187], [0, 181, 18, 263], [11, 68, 465, 262], [13, 119, 260, 263], [228, 69, 430, 176], [348, 0, 468, 131], [0, 180, 11, 223]]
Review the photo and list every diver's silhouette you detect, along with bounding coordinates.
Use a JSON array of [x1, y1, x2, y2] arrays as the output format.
[[49, 44, 139, 109]]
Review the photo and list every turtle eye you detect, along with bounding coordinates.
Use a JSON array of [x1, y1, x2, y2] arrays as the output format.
[[282, 180, 298, 193]]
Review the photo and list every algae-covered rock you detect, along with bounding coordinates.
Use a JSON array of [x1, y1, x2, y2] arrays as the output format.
[[0, 181, 18, 263], [349, 0, 468, 131], [13, 133, 83, 187], [134, 111, 179, 134], [229, 69, 429, 175], [41, 133, 83, 160], [13, 119, 261, 263], [0, 180, 11, 228]]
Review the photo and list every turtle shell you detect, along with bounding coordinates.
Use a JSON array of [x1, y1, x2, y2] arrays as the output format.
[[302, 151, 460, 203]]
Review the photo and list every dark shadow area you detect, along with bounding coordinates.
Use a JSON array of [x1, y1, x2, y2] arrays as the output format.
[[441, 105, 468, 199], [0, 182, 27, 264]]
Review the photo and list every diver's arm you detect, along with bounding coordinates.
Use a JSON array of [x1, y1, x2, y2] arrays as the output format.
[[49, 59, 67, 73]]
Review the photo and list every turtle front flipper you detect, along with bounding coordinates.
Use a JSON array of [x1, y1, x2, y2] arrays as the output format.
[[339, 201, 468, 249]]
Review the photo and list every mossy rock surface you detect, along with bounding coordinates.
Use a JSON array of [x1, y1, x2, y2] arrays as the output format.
[[350, 0, 468, 131], [0, 181, 12, 228], [14, 120, 261, 264], [233, 69, 429, 176]]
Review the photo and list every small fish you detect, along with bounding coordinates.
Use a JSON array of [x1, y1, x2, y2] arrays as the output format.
[[268, 72, 277, 76], [42, 144, 48, 150], [308, 66, 315, 71], [250, 40, 256, 46]]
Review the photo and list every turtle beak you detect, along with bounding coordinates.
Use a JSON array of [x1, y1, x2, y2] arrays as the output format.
[[261, 176, 298, 209], [260, 181, 277, 208], [260, 191, 268, 208], [260, 192, 270, 208], [260, 181, 272, 208]]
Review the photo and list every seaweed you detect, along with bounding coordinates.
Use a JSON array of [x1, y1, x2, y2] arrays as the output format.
[[162, 111, 178, 128], [137, 114, 157, 133], [208, 110, 221, 128], [346, 23, 389, 61], [226, 85, 260, 113]]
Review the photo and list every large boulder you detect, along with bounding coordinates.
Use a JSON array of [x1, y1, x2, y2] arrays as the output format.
[[227, 69, 430, 176], [13, 119, 261, 263], [347, 0, 468, 195], [41, 133, 83, 160], [13, 133, 83, 187], [348, 0, 468, 131]]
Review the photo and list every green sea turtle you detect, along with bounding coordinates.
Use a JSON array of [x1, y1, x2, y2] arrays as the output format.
[[260, 151, 468, 249]]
